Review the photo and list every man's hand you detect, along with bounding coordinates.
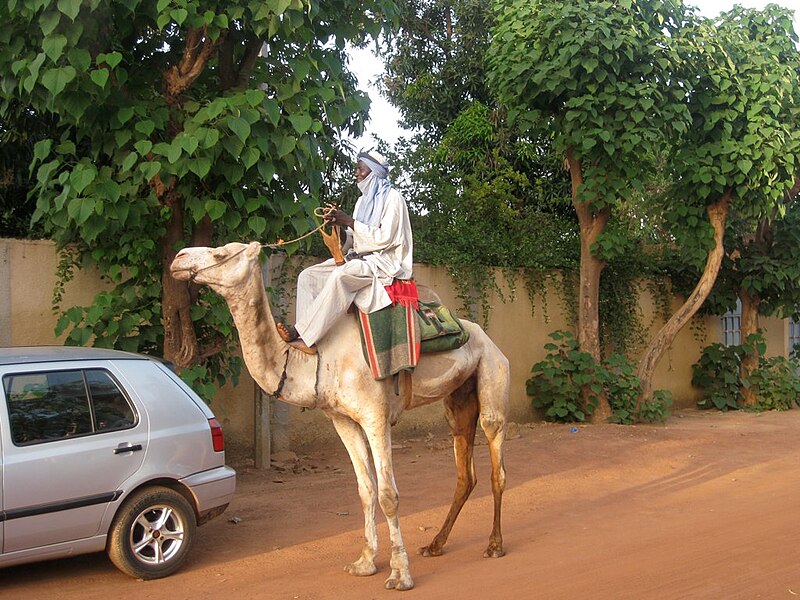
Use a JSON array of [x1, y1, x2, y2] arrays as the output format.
[[324, 208, 355, 229]]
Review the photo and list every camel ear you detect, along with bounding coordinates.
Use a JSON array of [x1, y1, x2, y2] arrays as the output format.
[[247, 241, 262, 257]]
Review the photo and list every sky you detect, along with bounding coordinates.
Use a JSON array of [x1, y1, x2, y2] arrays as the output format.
[[349, 0, 800, 149]]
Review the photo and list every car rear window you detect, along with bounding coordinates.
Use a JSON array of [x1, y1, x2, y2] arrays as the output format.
[[3, 368, 137, 445]]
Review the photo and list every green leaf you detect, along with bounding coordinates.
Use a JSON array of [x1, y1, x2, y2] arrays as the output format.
[[263, 98, 281, 125], [67, 48, 92, 72], [121, 151, 138, 172], [241, 147, 259, 169], [737, 158, 753, 175], [140, 161, 161, 181], [40, 66, 76, 96], [171, 8, 188, 24], [134, 140, 153, 155], [227, 116, 251, 144], [68, 197, 96, 224], [118, 107, 134, 124], [204, 198, 226, 220], [189, 157, 212, 178], [166, 143, 182, 164], [180, 135, 199, 155], [39, 11, 61, 36], [245, 89, 265, 107], [98, 51, 123, 69], [135, 120, 155, 135], [90, 69, 109, 88], [275, 135, 296, 157], [57, 0, 81, 21], [248, 215, 267, 235], [43, 33, 68, 63], [200, 128, 219, 148], [33, 139, 53, 163], [70, 165, 96, 193], [288, 114, 312, 134]]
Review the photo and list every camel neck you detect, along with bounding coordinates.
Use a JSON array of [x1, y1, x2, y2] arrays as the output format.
[[225, 263, 286, 394]]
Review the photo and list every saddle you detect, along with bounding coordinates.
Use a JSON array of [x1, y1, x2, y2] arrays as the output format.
[[357, 280, 470, 380]]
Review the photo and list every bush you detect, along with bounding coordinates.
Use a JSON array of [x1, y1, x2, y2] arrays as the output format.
[[528, 330, 672, 423], [692, 333, 800, 412]]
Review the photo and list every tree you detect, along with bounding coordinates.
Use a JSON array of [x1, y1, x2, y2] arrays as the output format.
[[489, 1, 800, 414], [0, 0, 399, 393], [488, 0, 693, 418], [637, 5, 800, 407], [378, 0, 576, 325]]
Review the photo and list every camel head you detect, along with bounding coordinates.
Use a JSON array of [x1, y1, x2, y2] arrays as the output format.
[[170, 241, 263, 293]]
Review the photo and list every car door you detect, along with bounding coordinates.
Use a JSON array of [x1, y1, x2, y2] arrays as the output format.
[[0, 363, 148, 553]]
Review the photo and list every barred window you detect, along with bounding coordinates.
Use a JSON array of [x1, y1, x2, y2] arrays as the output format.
[[721, 299, 742, 346]]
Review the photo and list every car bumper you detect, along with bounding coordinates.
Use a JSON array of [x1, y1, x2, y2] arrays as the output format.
[[180, 465, 236, 524]]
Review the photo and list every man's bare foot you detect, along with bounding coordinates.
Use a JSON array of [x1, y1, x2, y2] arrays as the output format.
[[277, 322, 298, 342], [277, 323, 316, 354]]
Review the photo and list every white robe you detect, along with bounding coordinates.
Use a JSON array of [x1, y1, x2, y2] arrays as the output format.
[[294, 187, 413, 346]]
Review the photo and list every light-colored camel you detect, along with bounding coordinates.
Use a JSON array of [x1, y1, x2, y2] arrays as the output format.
[[170, 241, 509, 591]]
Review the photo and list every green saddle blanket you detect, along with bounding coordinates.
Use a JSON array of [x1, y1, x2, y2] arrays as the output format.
[[358, 301, 470, 380]]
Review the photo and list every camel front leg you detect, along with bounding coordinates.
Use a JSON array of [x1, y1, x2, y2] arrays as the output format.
[[329, 413, 379, 578], [363, 421, 414, 591], [420, 392, 479, 557]]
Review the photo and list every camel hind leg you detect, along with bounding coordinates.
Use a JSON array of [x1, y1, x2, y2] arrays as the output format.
[[419, 384, 479, 557], [478, 349, 509, 558]]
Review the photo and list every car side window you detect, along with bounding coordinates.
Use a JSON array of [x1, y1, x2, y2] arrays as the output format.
[[85, 369, 136, 432], [3, 368, 136, 445]]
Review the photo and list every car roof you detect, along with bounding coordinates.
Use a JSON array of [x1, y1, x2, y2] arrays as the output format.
[[0, 346, 153, 366]]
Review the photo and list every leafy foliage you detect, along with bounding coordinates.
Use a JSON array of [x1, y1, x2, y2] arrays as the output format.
[[692, 333, 800, 412], [527, 330, 671, 424], [0, 101, 53, 238], [0, 0, 399, 395]]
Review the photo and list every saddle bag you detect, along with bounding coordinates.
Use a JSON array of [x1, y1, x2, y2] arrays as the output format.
[[417, 302, 470, 353]]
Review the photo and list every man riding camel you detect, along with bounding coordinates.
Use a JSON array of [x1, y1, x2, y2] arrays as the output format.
[[277, 149, 413, 354]]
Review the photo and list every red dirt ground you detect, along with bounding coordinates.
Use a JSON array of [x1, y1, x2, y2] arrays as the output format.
[[4, 408, 800, 599]]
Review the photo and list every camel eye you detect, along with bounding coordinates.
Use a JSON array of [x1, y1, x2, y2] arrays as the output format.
[[211, 250, 227, 260]]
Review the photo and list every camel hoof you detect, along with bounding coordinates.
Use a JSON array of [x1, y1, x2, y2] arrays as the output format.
[[418, 544, 443, 557], [385, 575, 415, 591], [483, 545, 505, 558], [345, 559, 377, 577]]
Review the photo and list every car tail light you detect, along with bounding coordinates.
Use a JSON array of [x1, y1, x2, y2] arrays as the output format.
[[208, 418, 225, 452]]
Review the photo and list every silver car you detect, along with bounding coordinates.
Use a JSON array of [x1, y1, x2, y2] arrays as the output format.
[[0, 346, 236, 579]]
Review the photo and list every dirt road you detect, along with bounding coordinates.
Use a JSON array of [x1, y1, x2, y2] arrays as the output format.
[[4, 408, 800, 599]]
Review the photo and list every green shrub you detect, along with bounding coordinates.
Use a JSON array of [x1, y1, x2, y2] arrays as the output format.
[[528, 330, 672, 423], [691, 342, 746, 410], [692, 333, 800, 412], [747, 355, 800, 411]]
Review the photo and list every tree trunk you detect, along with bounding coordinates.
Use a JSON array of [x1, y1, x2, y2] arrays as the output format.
[[158, 28, 224, 369], [739, 286, 760, 407], [160, 190, 200, 369], [636, 193, 732, 407], [566, 148, 611, 422]]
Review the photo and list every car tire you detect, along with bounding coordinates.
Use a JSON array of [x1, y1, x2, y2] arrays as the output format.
[[107, 486, 197, 580]]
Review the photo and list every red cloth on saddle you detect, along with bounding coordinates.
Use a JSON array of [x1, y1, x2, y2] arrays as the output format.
[[384, 279, 419, 310]]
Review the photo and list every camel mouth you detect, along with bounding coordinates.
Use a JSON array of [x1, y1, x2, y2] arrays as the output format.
[[169, 259, 194, 281]]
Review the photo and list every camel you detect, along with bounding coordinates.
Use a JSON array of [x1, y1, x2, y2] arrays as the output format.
[[170, 241, 509, 591]]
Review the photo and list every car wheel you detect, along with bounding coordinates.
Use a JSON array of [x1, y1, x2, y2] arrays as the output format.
[[107, 486, 197, 580]]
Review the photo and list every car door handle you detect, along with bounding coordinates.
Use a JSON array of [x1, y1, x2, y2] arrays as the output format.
[[113, 443, 143, 454]]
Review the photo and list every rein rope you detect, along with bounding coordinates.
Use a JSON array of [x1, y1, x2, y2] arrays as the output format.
[[186, 204, 337, 280]]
